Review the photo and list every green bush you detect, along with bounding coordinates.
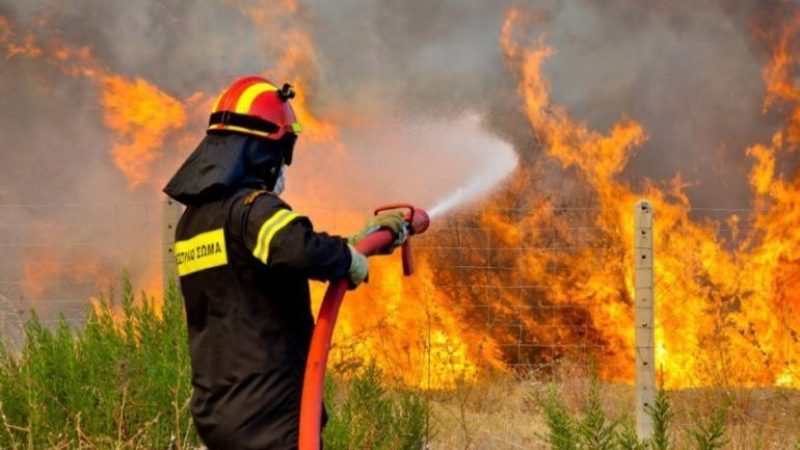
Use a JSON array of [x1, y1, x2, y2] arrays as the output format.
[[0, 277, 196, 449], [323, 364, 430, 450], [646, 389, 673, 450], [688, 406, 729, 450], [540, 385, 579, 450], [538, 376, 648, 450], [0, 277, 430, 449], [538, 372, 732, 450]]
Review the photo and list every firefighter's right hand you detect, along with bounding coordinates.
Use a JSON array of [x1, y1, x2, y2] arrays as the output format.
[[348, 210, 407, 253], [347, 245, 369, 289]]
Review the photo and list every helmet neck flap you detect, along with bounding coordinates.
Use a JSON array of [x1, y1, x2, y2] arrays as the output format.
[[163, 132, 293, 206]]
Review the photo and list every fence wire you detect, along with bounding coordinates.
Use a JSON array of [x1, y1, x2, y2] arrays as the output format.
[[1, 200, 798, 446], [0, 202, 793, 379], [0, 202, 161, 341]]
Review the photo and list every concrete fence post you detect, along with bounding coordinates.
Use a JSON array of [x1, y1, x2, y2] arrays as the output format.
[[634, 200, 656, 439], [162, 196, 183, 292]]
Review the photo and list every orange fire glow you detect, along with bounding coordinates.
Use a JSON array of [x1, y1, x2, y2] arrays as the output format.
[[53, 44, 190, 189], [22, 251, 116, 305], [100, 75, 187, 188], [0, 15, 42, 59], [499, 7, 800, 388], [226, 2, 503, 386], [1, 22, 190, 189], [4, 3, 800, 392]]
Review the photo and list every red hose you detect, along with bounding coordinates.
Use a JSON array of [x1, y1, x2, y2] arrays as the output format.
[[298, 230, 396, 450]]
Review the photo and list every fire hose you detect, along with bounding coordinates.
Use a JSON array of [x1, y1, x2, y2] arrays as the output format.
[[298, 204, 430, 450]]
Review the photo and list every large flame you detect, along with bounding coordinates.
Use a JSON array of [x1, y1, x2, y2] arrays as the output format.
[[226, 1, 505, 386], [499, 7, 800, 388], [2, 7, 501, 388], [0, 22, 192, 189], [100, 76, 187, 188], [52, 44, 191, 189], [3, 3, 800, 391]]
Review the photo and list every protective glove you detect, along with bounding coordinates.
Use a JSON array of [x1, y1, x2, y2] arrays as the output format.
[[347, 245, 369, 289], [348, 210, 407, 254]]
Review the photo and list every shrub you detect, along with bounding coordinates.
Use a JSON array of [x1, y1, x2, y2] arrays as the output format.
[[0, 277, 197, 449], [0, 278, 430, 449], [323, 364, 430, 450], [687, 406, 729, 450], [537, 371, 736, 450], [647, 389, 673, 450]]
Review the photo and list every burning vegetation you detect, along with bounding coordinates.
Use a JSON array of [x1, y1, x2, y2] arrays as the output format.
[[0, 0, 799, 392]]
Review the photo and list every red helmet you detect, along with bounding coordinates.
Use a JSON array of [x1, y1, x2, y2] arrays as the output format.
[[208, 76, 302, 142]]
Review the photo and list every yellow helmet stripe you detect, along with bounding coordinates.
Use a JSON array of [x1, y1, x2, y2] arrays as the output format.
[[235, 82, 278, 114]]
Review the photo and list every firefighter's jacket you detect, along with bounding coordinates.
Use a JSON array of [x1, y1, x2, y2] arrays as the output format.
[[174, 189, 351, 450]]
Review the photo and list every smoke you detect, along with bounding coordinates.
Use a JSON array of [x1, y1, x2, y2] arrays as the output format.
[[520, 0, 790, 208], [2, 0, 790, 200], [307, 0, 798, 208], [0, 0, 797, 314]]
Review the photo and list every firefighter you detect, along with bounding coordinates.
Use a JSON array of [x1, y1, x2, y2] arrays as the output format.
[[163, 76, 405, 450]]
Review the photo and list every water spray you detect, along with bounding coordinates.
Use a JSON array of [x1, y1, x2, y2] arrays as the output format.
[[427, 168, 511, 219], [426, 133, 518, 219], [298, 204, 430, 450], [427, 173, 496, 219]]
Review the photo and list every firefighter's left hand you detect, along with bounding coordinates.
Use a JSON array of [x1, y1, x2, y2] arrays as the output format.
[[347, 245, 369, 289], [348, 210, 407, 254]]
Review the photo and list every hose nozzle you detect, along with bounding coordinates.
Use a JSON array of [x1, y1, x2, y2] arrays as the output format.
[[374, 204, 430, 276], [374, 204, 430, 235]]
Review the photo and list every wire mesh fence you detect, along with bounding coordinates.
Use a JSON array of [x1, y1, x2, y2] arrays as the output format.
[[414, 207, 616, 375], [0, 200, 626, 377], [0, 202, 162, 342], [0, 198, 798, 446], [0, 200, 784, 376]]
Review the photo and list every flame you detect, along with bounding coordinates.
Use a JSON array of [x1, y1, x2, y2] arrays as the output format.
[[0, 19, 189, 189], [309, 256, 505, 388], [498, 7, 800, 388], [22, 251, 116, 304], [5, 3, 800, 392], [100, 76, 187, 188], [54, 44, 190, 189], [761, 11, 800, 145], [224, 2, 504, 386], [0, 16, 42, 58]]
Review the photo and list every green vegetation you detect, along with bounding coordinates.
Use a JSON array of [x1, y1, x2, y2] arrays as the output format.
[[0, 278, 196, 449], [687, 407, 729, 450], [0, 278, 429, 449], [323, 364, 430, 450], [538, 372, 734, 450], [647, 390, 673, 450], [539, 373, 651, 450], [0, 278, 793, 449]]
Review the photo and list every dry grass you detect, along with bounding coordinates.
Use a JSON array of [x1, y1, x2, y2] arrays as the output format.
[[670, 388, 800, 450], [426, 372, 800, 450], [428, 375, 547, 449]]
